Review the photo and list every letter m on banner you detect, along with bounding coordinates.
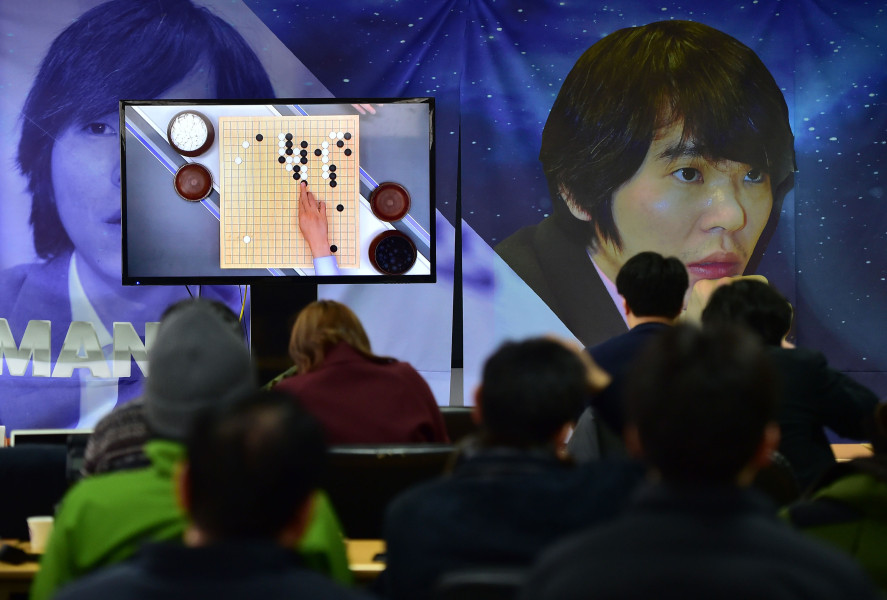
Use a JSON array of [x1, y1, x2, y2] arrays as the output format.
[[0, 318, 51, 376]]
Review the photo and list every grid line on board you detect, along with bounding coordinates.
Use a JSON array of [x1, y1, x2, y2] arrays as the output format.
[[219, 114, 360, 269]]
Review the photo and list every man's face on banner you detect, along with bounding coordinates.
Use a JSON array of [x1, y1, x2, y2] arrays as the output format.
[[50, 69, 216, 284], [591, 122, 773, 292], [51, 112, 122, 283]]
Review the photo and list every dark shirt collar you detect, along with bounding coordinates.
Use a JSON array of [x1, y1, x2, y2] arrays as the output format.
[[137, 540, 302, 578], [453, 443, 570, 478], [632, 481, 777, 517]]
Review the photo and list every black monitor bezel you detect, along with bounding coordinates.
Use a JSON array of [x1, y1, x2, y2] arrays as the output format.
[[120, 97, 436, 286]]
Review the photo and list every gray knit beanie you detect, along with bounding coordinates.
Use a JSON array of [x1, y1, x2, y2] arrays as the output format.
[[144, 302, 256, 440]]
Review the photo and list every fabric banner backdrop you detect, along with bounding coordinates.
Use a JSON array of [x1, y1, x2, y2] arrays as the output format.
[[0, 0, 884, 429]]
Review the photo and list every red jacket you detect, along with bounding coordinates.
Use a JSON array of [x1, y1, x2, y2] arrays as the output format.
[[276, 342, 448, 444]]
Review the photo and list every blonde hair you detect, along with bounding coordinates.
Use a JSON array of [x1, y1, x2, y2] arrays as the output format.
[[288, 300, 382, 373]]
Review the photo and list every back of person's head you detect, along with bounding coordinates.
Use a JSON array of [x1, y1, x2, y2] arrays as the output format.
[[185, 390, 326, 540], [160, 297, 245, 340], [478, 338, 596, 447], [145, 301, 256, 441], [288, 299, 374, 372], [701, 279, 793, 346], [616, 251, 688, 319], [540, 20, 794, 251], [625, 324, 780, 485]]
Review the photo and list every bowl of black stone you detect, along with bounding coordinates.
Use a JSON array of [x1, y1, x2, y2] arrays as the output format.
[[370, 182, 411, 222], [369, 230, 417, 275], [173, 163, 213, 202]]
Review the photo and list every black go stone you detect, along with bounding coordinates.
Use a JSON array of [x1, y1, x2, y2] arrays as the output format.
[[255, 134, 263, 142], [330, 180, 337, 188], [336, 204, 344, 212], [278, 156, 286, 164]]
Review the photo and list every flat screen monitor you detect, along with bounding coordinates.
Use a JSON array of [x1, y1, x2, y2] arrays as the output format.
[[120, 98, 435, 284], [9, 429, 92, 447]]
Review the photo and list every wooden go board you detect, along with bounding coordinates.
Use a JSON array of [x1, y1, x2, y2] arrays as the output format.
[[218, 115, 360, 269]]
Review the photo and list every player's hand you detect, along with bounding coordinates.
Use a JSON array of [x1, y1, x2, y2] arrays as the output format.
[[297, 181, 331, 258], [680, 274, 770, 324], [351, 103, 378, 115]]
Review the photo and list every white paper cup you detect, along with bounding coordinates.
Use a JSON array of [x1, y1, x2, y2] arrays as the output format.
[[27, 516, 54, 553]]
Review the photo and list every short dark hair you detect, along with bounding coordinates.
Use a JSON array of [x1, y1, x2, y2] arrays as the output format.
[[625, 325, 779, 485], [616, 252, 688, 319], [18, 0, 275, 259], [540, 20, 795, 251], [700, 279, 793, 346], [185, 390, 326, 540], [480, 338, 591, 446]]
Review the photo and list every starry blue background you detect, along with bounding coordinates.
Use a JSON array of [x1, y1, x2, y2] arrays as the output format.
[[249, 0, 887, 395]]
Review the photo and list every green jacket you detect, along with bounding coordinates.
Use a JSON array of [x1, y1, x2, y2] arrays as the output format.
[[30, 440, 351, 600], [782, 456, 887, 591]]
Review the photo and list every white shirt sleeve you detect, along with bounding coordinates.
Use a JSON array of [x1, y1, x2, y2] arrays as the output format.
[[313, 255, 340, 276]]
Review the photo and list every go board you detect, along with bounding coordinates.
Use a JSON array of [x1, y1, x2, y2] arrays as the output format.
[[218, 115, 360, 269]]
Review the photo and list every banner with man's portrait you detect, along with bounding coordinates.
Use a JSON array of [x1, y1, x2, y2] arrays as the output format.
[[0, 0, 883, 429]]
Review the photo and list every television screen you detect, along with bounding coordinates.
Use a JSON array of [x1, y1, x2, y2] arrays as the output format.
[[120, 98, 435, 284]]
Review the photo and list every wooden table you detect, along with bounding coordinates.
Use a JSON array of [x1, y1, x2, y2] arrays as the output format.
[[346, 538, 386, 582], [0, 541, 37, 600], [0, 539, 386, 597], [831, 443, 873, 462]]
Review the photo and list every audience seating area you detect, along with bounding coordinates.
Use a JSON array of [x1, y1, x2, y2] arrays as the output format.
[[324, 444, 455, 539], [433, 566, 527, 600], [0, 427, 879, 598], [439, 406, 477, 443], [0, 445, 68, 541]]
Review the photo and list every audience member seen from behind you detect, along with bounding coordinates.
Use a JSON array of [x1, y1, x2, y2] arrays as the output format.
[[782, 402, 887, 591], [701, 279, 879, 489], [274, 300, 448, 444], [81, 298, 245, 476], [30, 302, 350, 600], [569, 251, 688, 461], [383, 337, 645, 600], [521, 325, 880, 600], [0, 0, 271, 430], [54, 391, 373, 600]]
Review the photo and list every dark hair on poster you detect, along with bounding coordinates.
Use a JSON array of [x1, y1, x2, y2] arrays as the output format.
[[18, 0, 274, 259], [541, 20, 795, 251]]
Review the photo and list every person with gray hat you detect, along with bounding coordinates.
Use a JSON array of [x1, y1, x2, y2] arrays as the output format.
[[53, 390, 373, 600], [80, 297, 245, 476], [30, 301, 351, 600]]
